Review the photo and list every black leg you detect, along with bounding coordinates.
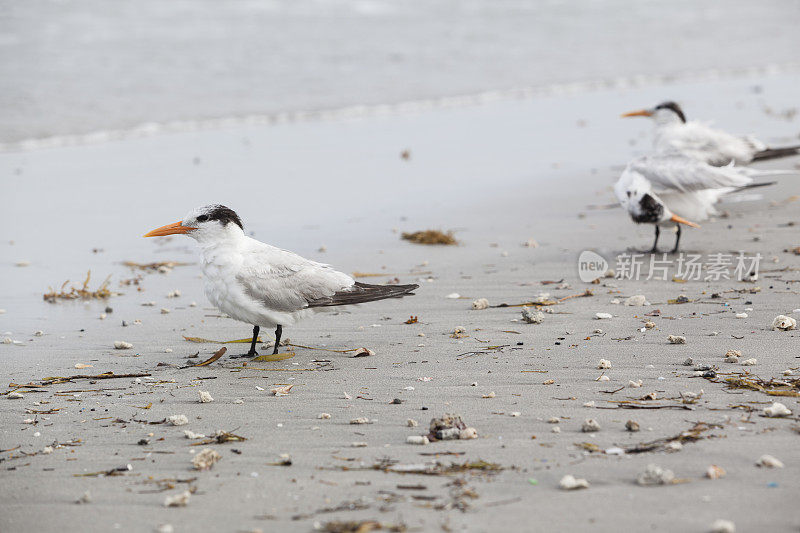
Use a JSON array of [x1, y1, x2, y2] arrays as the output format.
[[670, 225, 682, 254], [247, 325, 260, 356], [273, 325, 283, 355], [649, 226, 660, 253]]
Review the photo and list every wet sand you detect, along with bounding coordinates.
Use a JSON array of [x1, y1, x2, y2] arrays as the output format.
[[1, 73, 799, 532]]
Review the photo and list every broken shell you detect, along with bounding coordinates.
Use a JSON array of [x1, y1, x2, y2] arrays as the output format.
[[350, 417, 370, 425], [763, 402, 791, 418], [735, 313, 747, 319], [595, 312, 613, 320], [192, 448, 221, 471], [596, 375, 610, 382], [597, 359, 611, 369], [625, 420, 640, 432], [114, 341, 133, 350], [482, 391, 496, 398], [581, 419, 600, 432], [406, 418, 418, 427], [164, 491, 191, 507], [706, 465, 726, 479], [756, 455, 783, 468], [637, 464, 675, 485], [551, 426, 561, 433], [270, 384, 293, 396], [741, 358, 757, 366], [160, 308, 170, 314], [8, 392, 24, 399], [547, 417, 560, 424], [198, 391, 214, 403], [183, 430, 205, 439], [472, 298, 489, 310], [665, 442, 682, 452], [354, 347, 375, 357], [350, 442, 368, 448], [628, 380, 643, 388], [644, 321, 656, 329], [317, 413, 332, 420], [406, 435, 429, 445], [624, 295, 647, 306], [559, 474, 590, 490], [710, 519, 735, 533], [667, 335, 686, 344], [771, 315, 797, 331], [167, 414, 189, 426], [459, 427, 478, 440]]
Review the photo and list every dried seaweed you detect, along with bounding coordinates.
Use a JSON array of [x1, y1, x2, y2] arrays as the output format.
[[43, 271, 113, 302], [35, 372, 151, 386], [189, 430, 247, 446], [401, 230, 457, 245], [331, 458, 503, 476], [722, 374, 800, 397], [122, 260, 191, 271], [183, 347, 226, 368], [319, 521, 406, 533], [623, 421, 722, 454]]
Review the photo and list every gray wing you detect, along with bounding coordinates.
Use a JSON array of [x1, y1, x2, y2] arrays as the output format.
[[629, 154, 752, 193]]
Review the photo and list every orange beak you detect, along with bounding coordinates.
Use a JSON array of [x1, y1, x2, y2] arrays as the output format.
[[143, 220, 196, 237], [670, 214, 700, 228], [621, 109, 653, 118]]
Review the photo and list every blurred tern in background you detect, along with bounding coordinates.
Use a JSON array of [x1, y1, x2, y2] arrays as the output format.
[[144, 205, 418, 357], [614, 153, 787, 253], [622, 101, 800, 166]]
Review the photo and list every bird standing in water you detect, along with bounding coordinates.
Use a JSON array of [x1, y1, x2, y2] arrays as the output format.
[[144, 205, 418, 357]]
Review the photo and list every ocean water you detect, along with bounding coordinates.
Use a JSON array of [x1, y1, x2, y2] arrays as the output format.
[[1, 0, 799, 145]]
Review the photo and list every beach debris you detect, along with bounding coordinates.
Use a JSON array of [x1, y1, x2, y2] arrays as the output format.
[[763, 402, 792, 417], [163, 490, 191, 507], [404, 316, 418, 324], [350, 442, 368, 448], [551, 426, 561, 433], [595, 312, 612, 320], [450, 327, 468, 338], [596, 375, 610, 382], [318, 413, 332, 420], [192, 448, 221, 471], [756, 455, 784, 468], [665, 442, 683, 452], [625, 420, 640, 432], [459, 428, 478, 439], [114, 341, 133, 350], [43, 271, 113, 302], [123, 261, 190, 273], [559, 474, 590, 490], [735, 313, 748, 319], [198, 391, 214, 403], [706, 465, 726, 480], [521, 306, 544, 324], [667, 335, 686, 344], [709, 519, 735, 533], [401, 230, 457, 245], [547, 417, 560, 424], [741, 358, 757, 366], [509, 411, 521, 417], [406, 436, 429, 445], [581, 419, 600, 432], [353, 347, 375, 357], [636, 464, 675, 485], [186, 347, 226, 368], [472, 298, 489, 310], [771, 315, 797, 331], [724, 350, 741, 363], [271, 385, 293, 396], [597, 359, 611, 369], [160, 307, 170, 314], [624, 295, 647, 306], [523, 238, 539, 248], [669, 294, 690, 304], [683, 357, 694, 366], [482, 391, 496, 398], [8, 392, 24, 399], [427, 414, 477, 441], [406, 419, 418, 427], [623, 421, 719, 453], [183, 430, 206, 439], [76, 491, 92, 504], [644, 321, 656, 329], [167, 289, 181, 298], [317, 520, 407, 532], [167, 414, 189, 426], [446, 293, 461, 299], [350, 417, 370, 425], [583, 401, 595, 407], [628, 380, 643, 388]]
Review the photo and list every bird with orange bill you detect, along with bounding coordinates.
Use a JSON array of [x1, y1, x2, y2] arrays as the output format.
[[144, 205, 418, 358]]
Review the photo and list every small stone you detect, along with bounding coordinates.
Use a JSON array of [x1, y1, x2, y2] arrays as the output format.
[[350, 442, 368, 448], [521, 306, 544, 324], [667, 335, 686, 344], [624, 295, 647, 306], [459, 427, 478, 440], [192, 448, 221, 471], [406, 418, 418, 427], [114, 341, 133, 350], [446, 293, 461, 299], [198, 391, 214, 403], [164, 491, 191, 507], [597, 359, 611, 369], [665, 441, 683, 452], [625, 420, 640, 432], [33, 330, 44, 337], [164, 348, 173, 353], [509, 411, 521, 417], [406, 435, 429, 445], [183, 430, 205, 439], [644, 321, 656, 329], [741, 358, 757, 366], [547, 417, 560, 424], [8, 392, 23, 399], [581, 419, 600, 432], [706, 465, 726, 479], [771, 315, 797, 331], [596, 375, 610, 382], [551, 426, 561, 433], [160, 308, 170, 314], [42, 446, 54, 454], [167, 414, 189, 426], [637, 464, 675, 485], [350, 417, 370, 425], [683, 357, 694, 366], [595, 312, 613, 320], [583, 401, 595, 408], [482, 391, 496, 398], [472, 298, 489, 310], [756, 454, 783, 468], [628, 380, 643, 388], [76, 491, 92, 504], [710, 519, 735, 533], [318, 413, 332, 419], [735, 313, 747, 319], [233, 399, 244, 404], [559, 474, 590, 490], [763, 402, 791, 418]]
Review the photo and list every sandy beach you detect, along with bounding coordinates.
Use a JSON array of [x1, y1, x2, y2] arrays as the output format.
[[2, 64, 800, 533]]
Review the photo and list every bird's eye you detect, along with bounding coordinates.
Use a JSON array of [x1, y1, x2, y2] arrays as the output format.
[[197, 215, 209, 222]]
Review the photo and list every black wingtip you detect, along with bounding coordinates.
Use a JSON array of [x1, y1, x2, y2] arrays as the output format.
[[752, 144, 800, 162]]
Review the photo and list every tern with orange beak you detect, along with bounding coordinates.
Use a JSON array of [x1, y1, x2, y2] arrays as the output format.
[[614, 153, 784, 253], [144, 205, 418, 357], [622, 101, 800, 166]]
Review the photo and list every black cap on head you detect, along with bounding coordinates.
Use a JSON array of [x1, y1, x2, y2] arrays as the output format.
[[654, 101, 686, 123], [200, 204, 243, 230]]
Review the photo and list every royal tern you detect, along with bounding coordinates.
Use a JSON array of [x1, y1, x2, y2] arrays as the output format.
[[614, 153, 780, 253], [144, 205, 418, 357], [622, 101, 800, 166]]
